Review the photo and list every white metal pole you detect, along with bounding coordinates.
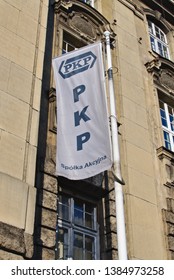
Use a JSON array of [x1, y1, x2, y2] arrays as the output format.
[[104, 31, 128, 260]]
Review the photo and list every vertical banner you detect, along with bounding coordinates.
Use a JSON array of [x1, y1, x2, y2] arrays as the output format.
[[52, 42, 112, 180]]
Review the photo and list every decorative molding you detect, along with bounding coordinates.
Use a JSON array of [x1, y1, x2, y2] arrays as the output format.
[[70, 13, 96, 40], [157, 146, 174, 162], [54, 0, 115, 43], [145, 58, 174, 94], [157, 146, 174, 188], [161, 70, 174, 92]]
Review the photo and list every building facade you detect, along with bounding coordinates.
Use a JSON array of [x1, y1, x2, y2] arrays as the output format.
[[0, 0, 174, 260]]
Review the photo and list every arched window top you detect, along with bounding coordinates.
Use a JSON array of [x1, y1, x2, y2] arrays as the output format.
[[148, 20, 170, 59]]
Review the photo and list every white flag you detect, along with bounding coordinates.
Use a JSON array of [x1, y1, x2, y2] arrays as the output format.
[[52, 42, 112, 180]]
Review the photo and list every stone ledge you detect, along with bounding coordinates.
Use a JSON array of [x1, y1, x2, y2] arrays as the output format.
[[0, 250, 23, 260]]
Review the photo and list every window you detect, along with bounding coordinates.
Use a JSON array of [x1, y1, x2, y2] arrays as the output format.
[[62, 40, 77, 54], [55, 194, 99, 260], [62, 32, 85, 54], [80, 0, 94, 7], [148, 21, 170, 59], [159, 99, 174, 151]]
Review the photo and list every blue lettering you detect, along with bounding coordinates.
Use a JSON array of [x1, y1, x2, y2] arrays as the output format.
[[72, 60, 83, 70], [77, 132, 90, 151], [64, 63, 71, 73], [83, 56, 92, 65], [74, 106, 90, 127], [73, 85, 86, 102]]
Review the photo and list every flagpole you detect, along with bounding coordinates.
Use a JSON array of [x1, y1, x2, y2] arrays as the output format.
[[104, 31, 128, 260]]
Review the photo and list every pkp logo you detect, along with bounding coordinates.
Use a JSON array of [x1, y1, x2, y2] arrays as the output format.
[[59, 51, 97, 79]]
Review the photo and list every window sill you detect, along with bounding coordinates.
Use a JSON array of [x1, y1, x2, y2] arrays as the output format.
[[157, 146, 174, 187], [157, 146, 174, 161]]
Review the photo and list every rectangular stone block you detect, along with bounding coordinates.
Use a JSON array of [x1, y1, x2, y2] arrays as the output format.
[[40, 227, 56, 248], [123, 118, 151, 152], [29, 109, 39, 146], [0, 249, 23, 260], [25, 144, 37, 187], [43, 174, 58, 194], [17, 12, 38, 44], [25, 186, 36, 235], [40, 3, 49, 28], [0, 131, 25, 180], [33, 78, 42, 111], [0, 222, 25, 254], [119, 42, 141, 70], [38, 189, 57, 211], [41, 208, 57, 229], [119, 58, 144, 89], [0, 172, 28, 229], [22, 0, 40, 21], [115, 11, 136, 37], [128, 196, 166, 259], [122, 96, 148, 129], [35, 50, 45, 79], [0, 90, 29, 139], [121, 77, 146, 108], [0, 0, 19, 33], [7, 62, 32, 104], [0, 26, 35, 72], [4, 0, 23, 10], [38, 25, 47, 52], [0, 56, 11, 92], [126, 142, 154, 177], [127, 167, 157, 204], [114, 0, 135, 24]]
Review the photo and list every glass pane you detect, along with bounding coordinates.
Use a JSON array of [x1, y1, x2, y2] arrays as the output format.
[[85, 236, 94, 260], [155, 26, 160, 38], [58, 204, 69, 220], [148, 21, 153, 34], [86, 203, 94, 214], [161, 118, 168, 127], [163, 131, 171, 150], [159, 100, 164, 109], [74, 232, 83, 260], [62, 41, 67, 54], [85, 203, 94, 228], [58, 195, 69, 220], [150, 36, 156, 51], [160, 31, 165, 43], [157, 42, 163, 56], [168, 105, 173, 115], [68, 43, 75, 52], [169, 114, 174, 131], [56, 228, 69, 260], [160, 108, 166, 118], [163, 45, 169, 59], [160, 108, 167, 128], [85, 213, 93, 228], [74, 200, 83, 226]]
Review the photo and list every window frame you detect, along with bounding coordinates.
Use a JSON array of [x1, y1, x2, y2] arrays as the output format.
[[159, 99, 174, 152], [55, 194, 99, 260], [148, 20, 170, 59]]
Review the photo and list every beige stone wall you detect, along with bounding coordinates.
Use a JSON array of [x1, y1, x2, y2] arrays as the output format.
[[101, 0, 169, 259], [0, 0, 48, 258]]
